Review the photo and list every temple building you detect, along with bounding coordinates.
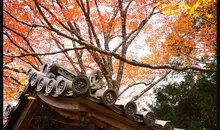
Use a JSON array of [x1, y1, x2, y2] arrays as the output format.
[[4, 60, 178, 130]]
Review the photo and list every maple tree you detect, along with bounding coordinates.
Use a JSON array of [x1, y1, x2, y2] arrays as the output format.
[[3, 0, 216, 108]]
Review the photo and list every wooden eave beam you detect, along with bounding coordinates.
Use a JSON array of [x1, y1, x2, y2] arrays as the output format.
[[37, 92, 150, 130]]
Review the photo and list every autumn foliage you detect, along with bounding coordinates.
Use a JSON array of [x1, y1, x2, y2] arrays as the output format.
[[3, 0, 216, 106]]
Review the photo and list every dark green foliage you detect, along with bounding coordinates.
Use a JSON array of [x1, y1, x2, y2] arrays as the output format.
[[150, 72, 216, 130]]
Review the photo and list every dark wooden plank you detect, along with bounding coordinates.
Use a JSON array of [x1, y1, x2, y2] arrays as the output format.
[[13, 92, 42, 130], [37, 92, 151, 130]]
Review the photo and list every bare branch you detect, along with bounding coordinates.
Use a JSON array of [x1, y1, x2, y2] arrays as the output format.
[[4, 66, 27, 74], [201, 16, 215, 24], [34, 0, 56, 29], [105, 6, 119, 50], [4, 75, 23, 86], [29, 22, 214, 73], [52, 36, 81, 74], [94, 0, 104, 33], [118, 80, 154, 98], [131, 71, 171, 101], [70, 36, 85, 74], [126, 7, 156, 46], [39, 2, 84, 41], [18, 57, 39, 71], [55, 0, 80, 36], [113, 43, 122, 52], [53, 0, 84, 73], [3, 25, 43, 64], [3, 9, 49, 29], [21, 1, 214, 73], [116, 0, 129, 88], [3, 59, 14, 66], [4, 47, 86, 58], [63, 0, 108, 81], [124, 0, 134, 13], [25, 9, 38, 39], [3, 32, 29, 53], [76, 0, 101, 48]]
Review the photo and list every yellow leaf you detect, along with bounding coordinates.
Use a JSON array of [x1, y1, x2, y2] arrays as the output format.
[[162, 4, 167, 9], [206, 14, 213, 18], [188, 8, 195, 16], [171, 10, 178, 15], [153, 2, 161, 7], [202, 0, 211, 4], [11, 93, 17, 97], [192, 2, 200, 10], [20, 78, 26, 85], [170, 2, 177, 7], [193, 12, 199, 18], [162, 10, 170, 16], [178, 1, 186, 8], [184, 5, 190, 12], [19, 85, 25, 90]]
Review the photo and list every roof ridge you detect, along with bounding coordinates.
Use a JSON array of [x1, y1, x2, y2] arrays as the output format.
[[4, 61, 186, 130]]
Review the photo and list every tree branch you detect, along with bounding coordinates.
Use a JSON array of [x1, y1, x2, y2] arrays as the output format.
[[25, 21, 214, 73], [28, 0, 215, 73], [124, 0, 134, 13], [3, 47, 86, 58], [54, 0, 85, 73], [94, 0, 105, 33], [18, 57, 39, 71], [131, 71, 171, 101], [3, 25, 43, 64], [118, 80, 154, 98], [4, 75, 23, 86], [3, 32, 29, 53], [3, 9, 49, 29], [4, 66, 27, 74], [78, 0, 101, 48], [113, 43, 122, 52], [126, 7, 156, 46], [52, 36, 81, 74], [39, 2, 84, 41], [116, 0, 128, 88]]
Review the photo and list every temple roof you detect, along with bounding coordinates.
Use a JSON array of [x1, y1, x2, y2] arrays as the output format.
[[4, 61, 182, 130]]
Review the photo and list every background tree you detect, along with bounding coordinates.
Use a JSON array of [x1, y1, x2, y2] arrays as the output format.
[[3, 0, 216, 106], [149, 70, 216, 130]]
